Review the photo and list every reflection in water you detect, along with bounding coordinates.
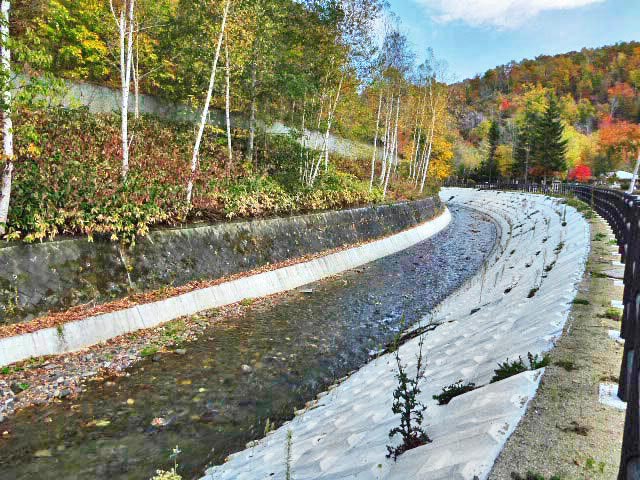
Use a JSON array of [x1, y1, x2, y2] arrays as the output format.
[[0, 206, 495, 480]]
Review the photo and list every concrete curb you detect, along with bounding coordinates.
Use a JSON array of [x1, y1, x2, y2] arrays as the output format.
[[0, 209, 452, 367]]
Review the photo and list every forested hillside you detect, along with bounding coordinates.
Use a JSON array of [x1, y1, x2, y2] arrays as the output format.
[[452, 42, 640, 183], [0, 0, 456, 244]]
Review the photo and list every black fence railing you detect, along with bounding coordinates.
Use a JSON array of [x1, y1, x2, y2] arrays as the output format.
[[444, 182, 639, 479]]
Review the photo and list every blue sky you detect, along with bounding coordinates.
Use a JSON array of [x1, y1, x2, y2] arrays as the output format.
[[386, 0, 639, 81]]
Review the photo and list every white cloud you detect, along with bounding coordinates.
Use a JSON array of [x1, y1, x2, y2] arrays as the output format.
[[418, 0, 605, 28]]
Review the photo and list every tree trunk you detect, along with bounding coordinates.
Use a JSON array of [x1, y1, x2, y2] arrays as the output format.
[[369, 91, 382, 191], [186, 0, 230, 205], [0, 0, 13, 236], [224, 36, 232, 175], [117, 0, 136, 180], [629, 150, 640, 194], [383, 96, 400, 198], [246, 55, 257, 164], [133, 22, 140, 119]]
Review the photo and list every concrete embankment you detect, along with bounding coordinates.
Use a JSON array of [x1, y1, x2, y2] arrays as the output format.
[[203, 188, 590, 480], [0, 199, 449, 367]]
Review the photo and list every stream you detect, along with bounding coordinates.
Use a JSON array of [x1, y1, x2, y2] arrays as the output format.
[[0, 205, 496, 480]]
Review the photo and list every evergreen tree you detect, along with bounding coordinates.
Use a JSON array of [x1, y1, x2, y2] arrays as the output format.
[[532, 95, 567, 182]]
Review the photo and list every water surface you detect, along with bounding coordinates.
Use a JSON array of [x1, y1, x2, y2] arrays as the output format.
[[0, 206, 495, 480]]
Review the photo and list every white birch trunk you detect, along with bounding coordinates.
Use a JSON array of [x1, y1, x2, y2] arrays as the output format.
[[116, 0, 136, 180], [0, 0, 13, 235], [383, 96, 400, 198], [186, 0, 230, 204], [369, 91, 382, 191], [224, 37, 232, 174], [419, 111, 437, 193], [310, 74, 343, 185]]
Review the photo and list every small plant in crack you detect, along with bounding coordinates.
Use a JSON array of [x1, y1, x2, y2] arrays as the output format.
[[491, 352, 549, 383], [554, 242, 565, 254], [544, 261, 556, 273], [527, 287, 539, 298], [594, 232, 606, 241], [433, 380, 476, 405], [386, 335, 431, 460]]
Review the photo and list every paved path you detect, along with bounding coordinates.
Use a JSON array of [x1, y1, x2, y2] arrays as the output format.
[[203, 188, 590, 480]]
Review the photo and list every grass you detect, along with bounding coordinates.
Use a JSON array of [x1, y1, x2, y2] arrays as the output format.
[[594, 233, 607, 241], [572, 298, 590, 305], [240, 298, 256, 307], [600, 307, 622, 321], [555, 359, 577, 371], [140, 345, 159, 357]]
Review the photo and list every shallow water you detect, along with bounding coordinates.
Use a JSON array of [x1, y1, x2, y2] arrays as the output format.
[[0, 206, 496, 480]]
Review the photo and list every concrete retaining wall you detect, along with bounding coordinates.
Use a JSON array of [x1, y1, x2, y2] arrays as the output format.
[[0, 208, 451, 367], [0, 197, 441, 325]]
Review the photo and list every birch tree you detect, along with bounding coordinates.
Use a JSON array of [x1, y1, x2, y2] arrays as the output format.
[[0, 0, 12, 236], [186, 0, 231, 205], [224, 35, 233, 174], [110, 0, 136, 180]]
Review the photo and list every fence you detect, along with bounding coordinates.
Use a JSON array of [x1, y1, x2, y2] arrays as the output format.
[[444, 181, 640, 479]]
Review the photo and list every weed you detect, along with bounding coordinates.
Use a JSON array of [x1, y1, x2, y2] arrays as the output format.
[[544, 261, 556, 273], [492, 358, 528, 383], [433, 380, 476, 405], [387, 335, 431, 460], [555, 359, 577, 371], [151, 445, 182, 480], [594, 233, 606, 241], [600, 307, 622, 321], [558, 420, 591, 436], [141, 345, 159, 357], [527, 287, 539, 298], [240, 298, 256, 307], [609, 239, 618, 246], [491, 352, 549, 383], [584, 457, 606, 473], [572, 298, 590, 305]]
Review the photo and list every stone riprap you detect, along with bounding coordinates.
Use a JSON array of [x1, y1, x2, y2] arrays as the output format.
[[202, 188, 590, 480], [0, 197, 440, 325], [0, 205, 451, 367]]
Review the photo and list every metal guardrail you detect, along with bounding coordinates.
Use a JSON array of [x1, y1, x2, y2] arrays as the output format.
[[444, 181, 639, 479]]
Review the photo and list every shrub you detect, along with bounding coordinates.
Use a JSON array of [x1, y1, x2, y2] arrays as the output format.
[[4, 108, 428, 244], [387, 335, 431, 460], [491, 352, 549, 383], [433, 380, 476, 405]]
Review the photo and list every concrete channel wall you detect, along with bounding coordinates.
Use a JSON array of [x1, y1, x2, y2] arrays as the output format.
[[0, 198, 442, 325], [0, 204, 450, 367]]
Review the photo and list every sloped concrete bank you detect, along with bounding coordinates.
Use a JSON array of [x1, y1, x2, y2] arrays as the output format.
[[203, 188, 590, 480], [0, 197, 441, 325], [0, 202, 450, 368]]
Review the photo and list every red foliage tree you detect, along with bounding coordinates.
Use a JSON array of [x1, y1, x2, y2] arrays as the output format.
[[568, 164, 592, 183]]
